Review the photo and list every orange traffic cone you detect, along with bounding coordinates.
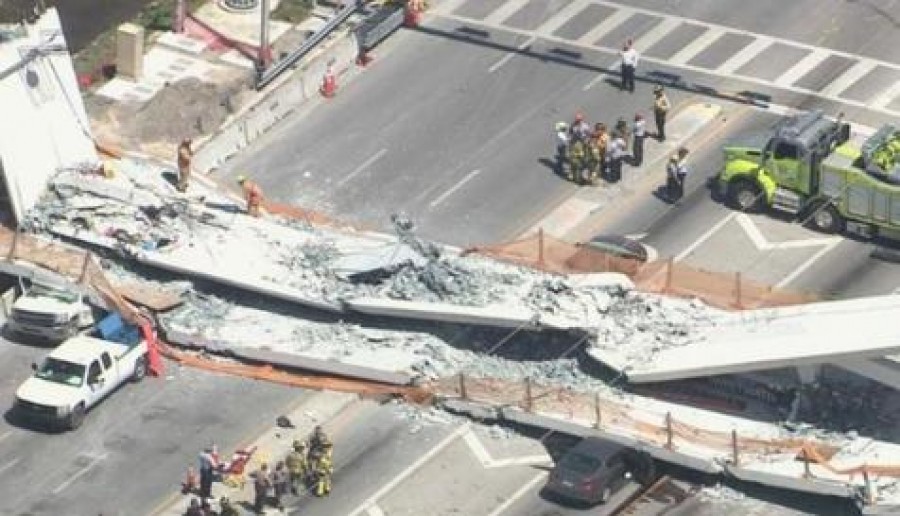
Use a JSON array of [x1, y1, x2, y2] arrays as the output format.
[[320, 66, 337, 98]]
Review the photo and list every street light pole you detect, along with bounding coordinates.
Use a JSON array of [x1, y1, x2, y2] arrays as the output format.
[[258, 0, 272, 71]]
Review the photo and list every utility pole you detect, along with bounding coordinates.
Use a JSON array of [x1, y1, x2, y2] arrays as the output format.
[[174, 0, 186, 33], [258, 0, 272, 72]]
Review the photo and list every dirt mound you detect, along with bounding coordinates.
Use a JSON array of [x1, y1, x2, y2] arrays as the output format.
[[118, 76, 247, 144]]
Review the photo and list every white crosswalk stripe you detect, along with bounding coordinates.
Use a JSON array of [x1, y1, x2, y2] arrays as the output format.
[[533, 0, 593, 35], [632, 17, 681, 53], [575, 8, 633, 45], [819, 60, 878, 98], [483, 0, 530, 26], [668, 26, 726, 66], [716, 36, 774, 75], [435, 0, 900, 115], [774, 48, 831, 87]]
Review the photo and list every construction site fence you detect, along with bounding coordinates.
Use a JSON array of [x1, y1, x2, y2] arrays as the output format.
[[465, 230, 817, 310], [438, 374, 900, 485]]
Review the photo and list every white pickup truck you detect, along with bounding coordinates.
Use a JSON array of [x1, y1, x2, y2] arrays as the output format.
[[6, 280, 95, 344], [14, 313, 149, 430]]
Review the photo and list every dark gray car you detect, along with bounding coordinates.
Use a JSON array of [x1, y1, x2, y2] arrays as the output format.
[[544, 437, 633, 505]]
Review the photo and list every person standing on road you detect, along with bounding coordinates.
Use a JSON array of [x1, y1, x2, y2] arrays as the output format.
[[607, 132, 627, 183], [620, 39, 639, 93], [253, 463, 272, 514], [555, 122, 569, 176], [632, 113, 646, 166], [313, 443, 334, 497], [653, 86, 671, 141], [197, 445, 218, 500], [176, 137, 193, 193], [286, 440, 308, 495], [272, 461, 290, 511], [666, 147, 690, 201]]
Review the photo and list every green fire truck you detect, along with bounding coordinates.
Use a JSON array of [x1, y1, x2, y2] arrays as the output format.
[[717, 110, 900, 240]]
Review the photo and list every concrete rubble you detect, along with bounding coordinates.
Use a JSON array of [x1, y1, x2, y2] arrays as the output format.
[[25, 157, 693, 338]]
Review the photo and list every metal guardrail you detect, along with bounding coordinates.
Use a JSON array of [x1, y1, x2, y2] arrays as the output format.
[[255, 0, 363, 90], [356, 3, 405, 52]]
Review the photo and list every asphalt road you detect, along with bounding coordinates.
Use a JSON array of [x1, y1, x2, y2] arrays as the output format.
[[0, 332, 304, 516]]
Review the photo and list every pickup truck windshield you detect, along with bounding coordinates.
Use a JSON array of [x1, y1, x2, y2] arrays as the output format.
[[27, 284, 79, 304], [35, 358, 85, 387]]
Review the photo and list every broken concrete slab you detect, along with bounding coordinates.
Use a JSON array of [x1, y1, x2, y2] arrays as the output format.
[[589, 295, 900, 384], [342, 297, 540, 329], [232, 347, 413, 386]]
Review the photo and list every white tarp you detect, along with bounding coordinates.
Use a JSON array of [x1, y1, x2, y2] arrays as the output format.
[[0, 8, 98, 225]]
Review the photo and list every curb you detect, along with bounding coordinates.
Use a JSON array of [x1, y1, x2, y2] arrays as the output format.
[[192, 25, 362, 174]]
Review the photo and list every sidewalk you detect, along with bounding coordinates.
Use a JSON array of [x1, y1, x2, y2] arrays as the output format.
[[153, 390, 359, 515]]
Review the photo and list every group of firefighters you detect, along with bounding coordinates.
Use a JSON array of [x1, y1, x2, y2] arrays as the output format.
[[186, 426, 334, 515], [176, 138, 264, 217], [250, 425, 335, 514], [554, 85, 690, 201]]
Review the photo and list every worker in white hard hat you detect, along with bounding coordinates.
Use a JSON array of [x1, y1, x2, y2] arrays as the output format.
[[236, 175, 263, 217]]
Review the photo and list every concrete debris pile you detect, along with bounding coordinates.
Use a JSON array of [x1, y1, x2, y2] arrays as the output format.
[[588, 293, 728, 366], [24, 157, 731, 341], [698, 483, 745, 502], [158, 291, 626, 397]]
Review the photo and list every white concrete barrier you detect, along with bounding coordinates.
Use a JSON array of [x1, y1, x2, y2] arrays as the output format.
[[193, 29, 361, 173]]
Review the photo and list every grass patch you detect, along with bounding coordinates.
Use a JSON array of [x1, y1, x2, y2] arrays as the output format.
[[73, 0, 206, 86], [271, 0, 314, 24]]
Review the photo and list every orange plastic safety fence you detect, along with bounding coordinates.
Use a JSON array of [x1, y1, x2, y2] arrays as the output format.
[[467, 232, 816, 310]]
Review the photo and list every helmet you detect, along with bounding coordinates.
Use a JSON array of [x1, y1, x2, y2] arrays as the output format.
[[236, 175, 247, 184], [555, 122, 567, 131], [574, 112, 584, 122], [293, 440, 304, 450], [654, 85, 664, 94]]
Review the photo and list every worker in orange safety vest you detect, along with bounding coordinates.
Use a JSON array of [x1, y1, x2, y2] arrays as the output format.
[[236, 175, 263, 217]]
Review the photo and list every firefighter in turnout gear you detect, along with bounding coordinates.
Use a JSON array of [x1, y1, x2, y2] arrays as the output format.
[[567, 138, 587, 182], [312, 442, 334, 497], [285, 440, 308, 495]]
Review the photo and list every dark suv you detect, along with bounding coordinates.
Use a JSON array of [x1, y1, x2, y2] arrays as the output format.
[[544, 437, 638, 505]]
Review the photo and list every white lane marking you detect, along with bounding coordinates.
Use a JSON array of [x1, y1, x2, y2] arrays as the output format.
[[462, 429, 551, 468], [576, 8, 633, 45], [819, 59, 878, 98], [488, 36, 536, 73], [775, 239, 841, 288], [633, 17, 681, 53], [52, 453, 108, 494], [337, 148, 387, 187], [870, 80, 900, 110], [668, 27, 726, 66], [0, 458, 21, 475], [534, 0, 592, 35], [438, 7, 900, 118], [366, 505, 386, 516], [675, 212, 736, 262], [484, 0, 530, 26], [429, 169, 481, 208], [347, 423, 470, 516], [486, 472, 548, 516], [583, 62, 619, 90], [715, 36, 774, 74], [736, 214, 841, 249], [774, 48, 830, 87]]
